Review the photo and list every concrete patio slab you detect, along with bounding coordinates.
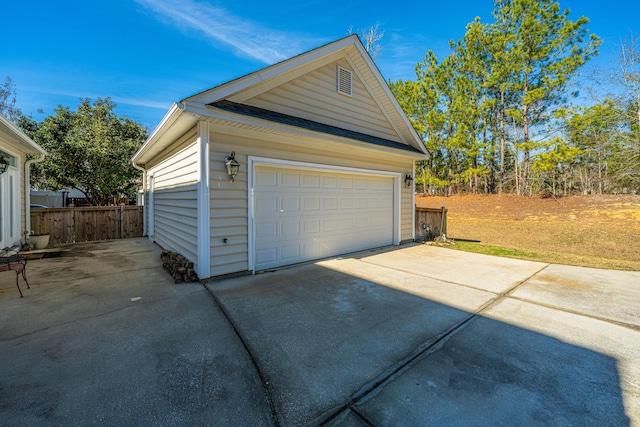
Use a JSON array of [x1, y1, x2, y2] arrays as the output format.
[[2, 239, 638, 426], [209, 244, 639, 426], [357, 244, 547, 293], [354, 300, 632, 426], [209, 260, 482, 426], [510, 263, 640, 327], [0, 239, 271, 426]]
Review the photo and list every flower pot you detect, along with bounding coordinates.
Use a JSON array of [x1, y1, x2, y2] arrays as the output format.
[[29, 234, 50, 250]]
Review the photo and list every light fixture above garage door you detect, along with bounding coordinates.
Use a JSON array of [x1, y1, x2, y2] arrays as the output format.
[[225, 151, 240, 182]]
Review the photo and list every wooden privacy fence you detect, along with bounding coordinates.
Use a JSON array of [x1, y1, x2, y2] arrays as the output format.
[[415, 206, 447, 241], [30, 206, 143, 245]]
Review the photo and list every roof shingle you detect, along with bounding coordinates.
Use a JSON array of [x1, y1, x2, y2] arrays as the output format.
[[211, 100, 422, 154]]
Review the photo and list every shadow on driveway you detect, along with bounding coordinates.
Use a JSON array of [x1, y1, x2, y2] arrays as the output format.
[[1, 240, 637, 426], [210, 247, 634, 426]]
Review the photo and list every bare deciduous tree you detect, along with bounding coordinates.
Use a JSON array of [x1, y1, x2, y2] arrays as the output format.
[[348, 23, 384, 59], [0, 76, 23, 123]]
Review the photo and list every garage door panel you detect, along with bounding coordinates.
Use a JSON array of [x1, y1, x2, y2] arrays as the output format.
[[281, 197, 301, 212], [354, 198, 368, 209], [303, 174, 320, 188], [303, 219, 321, 234], [256, 197, 277, 213], [322, 176, 338, 188], [281, 245, 300, 260], [340, 177, 353, 187], [281, 221, 301, 237], [256, 169, 277, 186], [339, 217, 355, 230], [323, 198, 338, 209], [254, 166, 394, 270], [281, 173, 300, 187], [339, 198, 353, 209], [322, 218, 338, 232], [257, 247, 277, 265], [303, 198, 320, 210]]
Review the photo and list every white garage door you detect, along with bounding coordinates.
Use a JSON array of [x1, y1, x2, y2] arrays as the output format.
[[254, 165, 395, 270]]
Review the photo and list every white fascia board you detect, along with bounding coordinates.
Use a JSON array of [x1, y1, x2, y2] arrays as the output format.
[[132, 103, 182, 163], [132, 103, 198, 164], [184, 102, 426, 160], [0, 113, 47, 155]]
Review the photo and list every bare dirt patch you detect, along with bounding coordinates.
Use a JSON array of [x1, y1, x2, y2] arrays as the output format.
[[416, 194, 640, 271]]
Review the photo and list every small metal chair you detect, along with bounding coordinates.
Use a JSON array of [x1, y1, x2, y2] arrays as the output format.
[[0, 246, 30, 297]]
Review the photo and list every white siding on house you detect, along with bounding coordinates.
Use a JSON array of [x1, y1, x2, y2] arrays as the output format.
[[208, 123, 415, 277], [244, 59, 401, 144], [0, 147, 23, 248], [147, 130, 199, 270]]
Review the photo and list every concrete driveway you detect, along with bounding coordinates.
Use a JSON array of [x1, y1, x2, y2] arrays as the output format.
[[1, 239, 638, 426]]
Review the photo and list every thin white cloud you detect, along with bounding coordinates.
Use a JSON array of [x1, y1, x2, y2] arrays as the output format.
[[31, 87, 170, 110], [136, 0, 313, 64]]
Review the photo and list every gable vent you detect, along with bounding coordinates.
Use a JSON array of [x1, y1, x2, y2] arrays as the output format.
[[337, 66, 352, 96]]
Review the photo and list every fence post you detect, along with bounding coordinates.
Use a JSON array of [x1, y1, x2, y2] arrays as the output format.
[[72, 206, 76, 243], [119, 205, 124, 239]]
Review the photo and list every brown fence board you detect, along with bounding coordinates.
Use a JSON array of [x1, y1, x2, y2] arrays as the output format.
[[30, 206, 143, 244]]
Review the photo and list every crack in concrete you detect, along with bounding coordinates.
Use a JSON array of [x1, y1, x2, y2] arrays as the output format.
[[203, 284, 281, 427], [508, 295, 640, 332], [350, 407, 375, 426], [358, 257, 546, 296], [317, 261, 550, 425]]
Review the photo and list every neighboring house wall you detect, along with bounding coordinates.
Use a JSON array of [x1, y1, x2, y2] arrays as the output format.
[[146, 128, 199, 270], [208, 123, 414, 277], [31, 189, 87, 208], [0, 147, 22, 247]]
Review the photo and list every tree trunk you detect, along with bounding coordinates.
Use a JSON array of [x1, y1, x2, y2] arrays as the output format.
[[515, 149, 519, 195], [521, 74, 531, 195], [499, 90, 506, 194]]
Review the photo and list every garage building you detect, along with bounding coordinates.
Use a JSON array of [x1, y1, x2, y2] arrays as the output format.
[[132, 35, 427, 279]]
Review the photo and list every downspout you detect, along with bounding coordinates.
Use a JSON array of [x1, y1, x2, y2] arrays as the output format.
[[132, 160, 147, 236], [24, 153, 46, 237]]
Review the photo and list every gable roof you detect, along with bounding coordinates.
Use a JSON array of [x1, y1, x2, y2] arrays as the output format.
[[133, 35, 426, 164]]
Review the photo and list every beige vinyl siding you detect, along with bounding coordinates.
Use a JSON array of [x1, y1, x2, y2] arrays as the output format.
[[208, 124, 414, 276], [245, 59, 401, 144], [148, 132, 199, 269], [343, 44, 420, 148]]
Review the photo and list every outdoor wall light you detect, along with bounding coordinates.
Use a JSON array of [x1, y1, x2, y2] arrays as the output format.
[[405, 173, 413, 188], [225, 151, 240, 182], [0, 155, 9, 175]]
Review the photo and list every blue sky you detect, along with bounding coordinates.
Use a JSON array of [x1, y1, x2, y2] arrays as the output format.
[[2, 0, 638, 130]]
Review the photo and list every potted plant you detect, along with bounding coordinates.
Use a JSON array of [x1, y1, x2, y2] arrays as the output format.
[[29, 232, 50, 250]]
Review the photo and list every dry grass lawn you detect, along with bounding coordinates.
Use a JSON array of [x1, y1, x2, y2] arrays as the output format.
[[416, 194, 640, 271]]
